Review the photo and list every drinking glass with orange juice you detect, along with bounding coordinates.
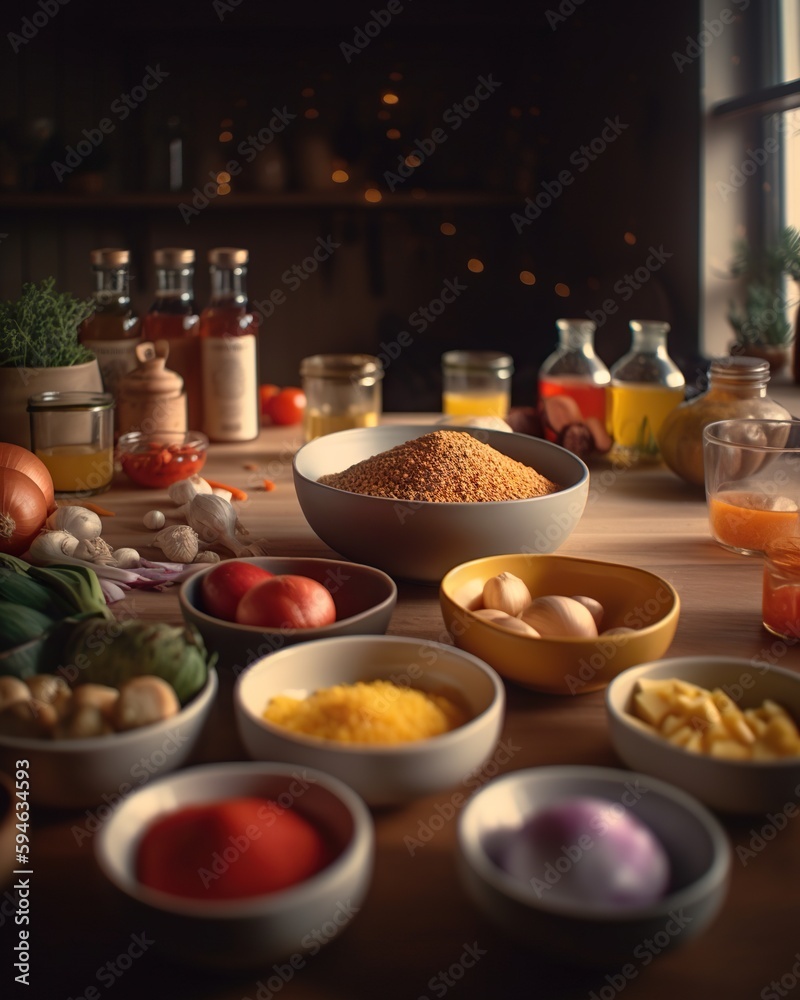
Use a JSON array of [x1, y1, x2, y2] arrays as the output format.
[[703, 418, 800, 555], [441, 350, 513, 419]]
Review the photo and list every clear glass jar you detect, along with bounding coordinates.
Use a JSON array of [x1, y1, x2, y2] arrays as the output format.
[[28, 391, 115, 497], [538, 318, 610, 430], [441, 350, 513, 418], [607, 320, 685, 462], [658, 356, 792, 488], [763, 536, 800, 638], [300, 353, 383, 441]]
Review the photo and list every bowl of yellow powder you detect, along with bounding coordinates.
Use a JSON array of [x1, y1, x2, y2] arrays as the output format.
[[233, 635, 506, 807]]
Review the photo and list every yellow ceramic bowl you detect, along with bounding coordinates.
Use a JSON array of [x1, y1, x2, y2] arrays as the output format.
[[439, 554, 680, 695]]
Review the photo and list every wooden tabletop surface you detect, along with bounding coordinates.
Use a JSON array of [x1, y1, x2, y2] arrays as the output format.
[[6, 413, 800, 1000]]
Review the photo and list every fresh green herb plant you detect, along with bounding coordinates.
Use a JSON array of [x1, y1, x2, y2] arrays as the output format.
[[727, 226, 800, 348], [0, 277, 95, 368]]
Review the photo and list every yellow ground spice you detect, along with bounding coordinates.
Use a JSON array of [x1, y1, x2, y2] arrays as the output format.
[[263, 679, 468, 745], [318, 429, 560, 502]]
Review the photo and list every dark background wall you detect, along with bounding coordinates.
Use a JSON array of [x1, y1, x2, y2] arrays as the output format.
[[0, 0, 702, 409]]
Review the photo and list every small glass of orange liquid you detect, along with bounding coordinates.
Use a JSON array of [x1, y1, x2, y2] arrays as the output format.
[[703, 418, 800, 555], [441, 350, 513, 419], [763, 537, 800, 638], [28, 391, 115, 497]]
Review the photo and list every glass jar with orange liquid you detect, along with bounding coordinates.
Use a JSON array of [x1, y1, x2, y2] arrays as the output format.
[[441, 350, 513, 419], [28, 391, 115, 497], [199, 247, 260, 442], [607, 320, 685, 463], [142, 248, 201, 430], [763, 537, 800, 638], [538, 318, 609, 438], [79, 249, 141, 410], [300, 353, 383, 441]]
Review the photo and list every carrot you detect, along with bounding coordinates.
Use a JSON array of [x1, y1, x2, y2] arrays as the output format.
[[56, 500, 116, 516], [203, 479, 249, 502], [262, 479, 276, 492]]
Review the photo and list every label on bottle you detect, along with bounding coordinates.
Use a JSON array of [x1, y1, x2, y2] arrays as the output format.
[[201, 335, 259, 441], [82, 339, 142, 401]]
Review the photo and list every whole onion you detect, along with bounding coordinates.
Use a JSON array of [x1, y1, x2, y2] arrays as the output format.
[[498, 795, 671, 911]]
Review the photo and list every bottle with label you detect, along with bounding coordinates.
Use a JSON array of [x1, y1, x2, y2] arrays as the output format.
[[79, 248, 141, 414], [607, 320, 685, 463], [142, 248, 201, 430], [199, 247, 259, 442], [538, 318, 610, 436]]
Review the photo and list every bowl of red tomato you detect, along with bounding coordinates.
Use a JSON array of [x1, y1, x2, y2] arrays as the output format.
[[178, 556, 398, 672], [94, 760, 374, 969], [117, 430, 208, 489]]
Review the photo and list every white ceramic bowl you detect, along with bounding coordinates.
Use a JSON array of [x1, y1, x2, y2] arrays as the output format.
[[234, 634, 506, 807], [94, 762, 374, 969], [457, 765, 731, 967], [293, 425, 589, 583], [606, 656, 800, 814], [179, 556, 398, 673], [0, 668, 218, 809]]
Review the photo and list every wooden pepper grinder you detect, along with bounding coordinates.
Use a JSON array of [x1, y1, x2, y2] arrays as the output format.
[[116, 340, 187, 437]]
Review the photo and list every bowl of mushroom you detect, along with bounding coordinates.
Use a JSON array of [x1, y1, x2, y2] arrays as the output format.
[[439, 554, 680, 694]]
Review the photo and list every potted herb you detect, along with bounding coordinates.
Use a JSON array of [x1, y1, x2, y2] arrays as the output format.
[[727, 226, 800, 372], [0, 277, 103, 448]]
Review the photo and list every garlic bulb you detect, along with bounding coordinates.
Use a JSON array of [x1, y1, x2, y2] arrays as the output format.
[[112, 547, 141, 568], [27, 529, 81, 561], [153, 524, 200, 563], [482, 572, 532, 617], [143, 510, 166, 530], [72, 536, 115, 563], [193, 550, 221, 564], [473, 608, 540, 637], [185, 493, 250, 555], [570, 595, 605, 630], [211, 488, 233, 502], [168, 475, 212, 507], [45, 506, 102, 540], [521, 595, 599, 639]]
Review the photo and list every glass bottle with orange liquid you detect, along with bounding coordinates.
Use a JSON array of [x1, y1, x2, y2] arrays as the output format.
[[607, 320, 685, 463], [199, 247, 259, 442], [143, 248, 201, 430], [79, 248, 141, 412], [538, 318, 610, 438]]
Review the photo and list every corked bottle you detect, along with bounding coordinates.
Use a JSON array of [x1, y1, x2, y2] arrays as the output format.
[[657, 355, 791, 488], [116, 340, 187, 437]]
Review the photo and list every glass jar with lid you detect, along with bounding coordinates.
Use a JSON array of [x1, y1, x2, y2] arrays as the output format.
[[658, 355, 792, 488], [300, 353, 384, 441]]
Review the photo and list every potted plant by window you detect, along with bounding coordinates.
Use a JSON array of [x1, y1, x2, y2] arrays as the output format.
[[727, 226, 800, 374], [0, 277, 103, 448]]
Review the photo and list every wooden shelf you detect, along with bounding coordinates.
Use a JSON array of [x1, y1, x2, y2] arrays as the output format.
[[0, 190, 520, 211]]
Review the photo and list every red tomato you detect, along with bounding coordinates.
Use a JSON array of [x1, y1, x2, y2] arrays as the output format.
[[235, 574, 336, 629], [136, 797, 330, 900], [267, 387, 307, 426], [259, 383, 280, 422], [200, 560, 274, 622]]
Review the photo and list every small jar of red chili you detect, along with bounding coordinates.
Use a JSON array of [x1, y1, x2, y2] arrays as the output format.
[[117, 430, 208, 489]]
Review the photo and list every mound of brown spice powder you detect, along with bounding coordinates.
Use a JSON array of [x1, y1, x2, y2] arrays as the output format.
[[317, 430, 561, 502]]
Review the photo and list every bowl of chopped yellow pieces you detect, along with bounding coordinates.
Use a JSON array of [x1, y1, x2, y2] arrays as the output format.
[[605, 656, 800, 814], [233, 635, 505, 807]]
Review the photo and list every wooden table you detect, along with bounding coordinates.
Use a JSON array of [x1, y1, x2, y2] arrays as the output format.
[[7, 415, 800, 1000]]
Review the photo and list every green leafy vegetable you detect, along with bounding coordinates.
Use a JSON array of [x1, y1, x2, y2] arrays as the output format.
[[0, 277, 95, 369]]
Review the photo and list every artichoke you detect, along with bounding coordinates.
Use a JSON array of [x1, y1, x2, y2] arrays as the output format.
[[63, 618, 214, 704]]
